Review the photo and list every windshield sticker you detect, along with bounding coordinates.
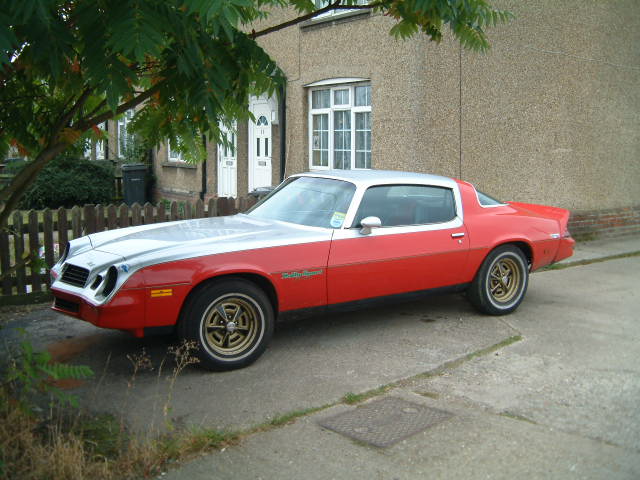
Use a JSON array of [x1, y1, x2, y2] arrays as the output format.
[[281, 269, 324, 280], [330, 212, 346, 228]]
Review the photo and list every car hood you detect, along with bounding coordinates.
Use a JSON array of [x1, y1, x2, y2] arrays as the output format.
[[86, 214, 332, 267]]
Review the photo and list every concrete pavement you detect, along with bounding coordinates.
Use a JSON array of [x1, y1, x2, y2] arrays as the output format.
[[164, 254, 640, 479], [1, 235, 639, 478]]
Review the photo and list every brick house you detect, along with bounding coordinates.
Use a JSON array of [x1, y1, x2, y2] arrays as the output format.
[[92, 0, 640, 239]]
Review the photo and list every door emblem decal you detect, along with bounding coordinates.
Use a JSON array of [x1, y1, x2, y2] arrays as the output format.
[[281, 269, 324, 280]]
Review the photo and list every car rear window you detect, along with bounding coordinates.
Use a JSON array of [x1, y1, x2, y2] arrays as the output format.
[[476, 190, 504, 206]]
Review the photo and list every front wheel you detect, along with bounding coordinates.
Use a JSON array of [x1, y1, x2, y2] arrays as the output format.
[[467, 245, 529, 315], [180, 279, 274, 371]]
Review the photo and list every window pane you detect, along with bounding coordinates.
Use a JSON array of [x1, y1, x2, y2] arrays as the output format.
[[312, 89, 330, 109], [312, 113, 329, 167], [333, 111, 351, 169], [355, 111, 371, 169], [334, 89, 349, 106], [265, 138, 269, 157], [355, 85, 371, 106], [477, 190, 504, 206], [256, 137, 260, 157], [354, 185, 455, 227]]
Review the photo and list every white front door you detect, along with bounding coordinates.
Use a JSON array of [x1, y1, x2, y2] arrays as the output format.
[[218, 123, 237, 198], [248, 101, 272, 192]]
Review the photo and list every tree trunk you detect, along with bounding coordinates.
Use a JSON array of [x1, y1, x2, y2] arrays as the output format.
[[0, 142, 68, 227]]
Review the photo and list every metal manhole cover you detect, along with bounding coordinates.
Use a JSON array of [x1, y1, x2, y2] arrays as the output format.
[[318, 397, 452, 448]]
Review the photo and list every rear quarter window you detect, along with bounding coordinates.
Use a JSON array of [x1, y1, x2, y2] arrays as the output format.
[[476, 190, 504, 206]]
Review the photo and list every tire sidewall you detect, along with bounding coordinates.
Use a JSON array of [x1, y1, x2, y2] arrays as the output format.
[[181, 279, 274, 371], [469, 245, 529, 315], [483, 249, 528, 312]]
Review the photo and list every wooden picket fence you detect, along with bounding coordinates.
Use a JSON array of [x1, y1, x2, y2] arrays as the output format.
[[0, 196, 257, 304]]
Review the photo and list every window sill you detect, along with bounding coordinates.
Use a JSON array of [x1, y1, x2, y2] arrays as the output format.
[[161, 162, 196, 169], [301, 9, 370, 31]]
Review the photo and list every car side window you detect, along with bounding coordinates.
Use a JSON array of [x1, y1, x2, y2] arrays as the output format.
[[354, 185, 456, 227]]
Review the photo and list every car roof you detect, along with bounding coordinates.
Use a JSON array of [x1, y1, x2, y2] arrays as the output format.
[[292, 169, 457, 189]]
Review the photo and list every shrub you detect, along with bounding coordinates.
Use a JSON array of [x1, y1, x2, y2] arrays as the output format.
[[18, 156, 115, 209]]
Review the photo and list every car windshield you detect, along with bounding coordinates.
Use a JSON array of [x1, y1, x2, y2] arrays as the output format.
[[246, 176, 356, 228]]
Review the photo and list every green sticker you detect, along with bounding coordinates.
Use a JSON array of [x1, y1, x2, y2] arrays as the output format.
[[330, 211, 346, 228]]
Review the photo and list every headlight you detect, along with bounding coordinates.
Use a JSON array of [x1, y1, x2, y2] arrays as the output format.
[[102, 266, 118, 297]]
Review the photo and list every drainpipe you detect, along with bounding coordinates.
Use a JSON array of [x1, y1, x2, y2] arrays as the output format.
[[279, 83, 287, 182], [200, 134, 207, 201]]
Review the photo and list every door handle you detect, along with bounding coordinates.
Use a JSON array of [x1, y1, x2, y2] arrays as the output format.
[[451, 232, 465, 238]]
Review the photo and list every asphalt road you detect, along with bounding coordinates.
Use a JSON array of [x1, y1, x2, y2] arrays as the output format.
[[2, 256, 639, 478]]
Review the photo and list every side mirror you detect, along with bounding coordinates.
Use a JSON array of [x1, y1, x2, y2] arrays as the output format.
[[360, 216, 381, 235]]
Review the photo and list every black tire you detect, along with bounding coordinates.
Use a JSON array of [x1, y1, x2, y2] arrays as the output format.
[[467, 245, 529, 315], [179, 279, 274, 371]]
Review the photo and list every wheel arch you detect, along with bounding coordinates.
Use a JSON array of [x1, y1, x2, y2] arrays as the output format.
[[501, 241, 533, 268], [180, 272, 279, 323]]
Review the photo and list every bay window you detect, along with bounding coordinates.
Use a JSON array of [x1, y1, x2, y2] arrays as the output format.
[[309, 83, 371, 170]]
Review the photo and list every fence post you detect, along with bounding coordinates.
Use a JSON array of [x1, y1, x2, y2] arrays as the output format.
[[144, 203, 154, 225], [71, 206, 82, 239], [107, 205, 118, 230], [131, 203, 142, 226], [43, 208, 55, 273], [0, 222, 11, 295], [12, 211, 26, 294], [28, 211, 41, 292], [84, 205, 96, 234], [170, 201, 178, 221], [195, 199, 204, 218], [208, 198, 217, 218], [157, 202, 166, 224], [96, 204, 105, 232], [57, 207, 68, 252], [119, 203, 129, 228]]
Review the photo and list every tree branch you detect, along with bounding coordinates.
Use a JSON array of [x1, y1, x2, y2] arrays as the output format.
[[0, 141, 68, 225], [83, 98, 108, 125], [50, 87, 93, 137], [250, 1, 383, 39], [75, 79, 167, 131]]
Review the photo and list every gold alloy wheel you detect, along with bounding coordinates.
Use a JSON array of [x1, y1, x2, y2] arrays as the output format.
[[488, 257, 521, 304], [202, 296, 260, 356]]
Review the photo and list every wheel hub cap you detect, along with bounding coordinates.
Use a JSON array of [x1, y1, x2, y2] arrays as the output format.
[[489, 257, 521, 303], [202, 296, 260, 356]]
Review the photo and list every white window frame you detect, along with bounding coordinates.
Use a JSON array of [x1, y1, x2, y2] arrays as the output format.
[[95, 122, 106, 160], [83, 122, 106, 160], [308, 82, 372, 171], [313, 0, 369, 19], [167, 139, 185, 162], [117, 110, 134, 158]]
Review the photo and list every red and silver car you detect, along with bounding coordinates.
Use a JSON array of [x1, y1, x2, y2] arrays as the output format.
[[51, 170, 574, 370]]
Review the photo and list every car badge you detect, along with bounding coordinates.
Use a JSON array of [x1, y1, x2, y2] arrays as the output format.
[[119, 264, 130, 273]]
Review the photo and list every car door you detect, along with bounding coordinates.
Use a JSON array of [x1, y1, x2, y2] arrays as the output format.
[[327, 184, 469, 305]]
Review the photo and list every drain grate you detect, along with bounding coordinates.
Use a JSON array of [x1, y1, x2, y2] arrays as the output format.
[[318, 397, 452, 448]]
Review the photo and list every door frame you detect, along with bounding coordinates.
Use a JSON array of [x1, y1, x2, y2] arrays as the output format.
[[217, 121, 237, 198], [248, 95, 276, 192]]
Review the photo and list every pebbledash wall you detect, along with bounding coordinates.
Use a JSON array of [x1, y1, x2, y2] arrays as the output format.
[[101, 0, 640, 240]]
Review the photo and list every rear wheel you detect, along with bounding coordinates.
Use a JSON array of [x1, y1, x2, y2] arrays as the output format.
[[180, 279, 274, 371], [468, 245, 529, 315]]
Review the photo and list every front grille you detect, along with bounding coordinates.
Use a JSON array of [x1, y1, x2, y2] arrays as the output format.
[[60, 264, 90, 288], [54, 297, 80, 314]]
